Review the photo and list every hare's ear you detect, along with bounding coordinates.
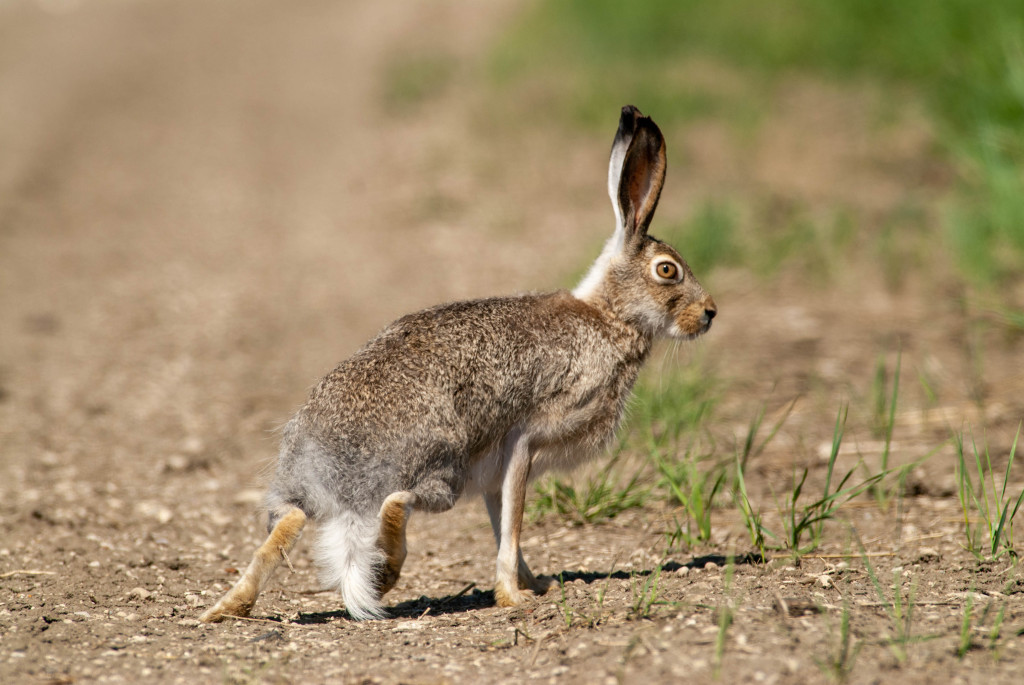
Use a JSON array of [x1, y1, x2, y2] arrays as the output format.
[[616, 113, 666, 245], [608, 105, 642, 231]]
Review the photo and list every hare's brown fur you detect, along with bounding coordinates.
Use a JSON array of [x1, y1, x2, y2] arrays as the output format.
[[201, 105, 716, 623]]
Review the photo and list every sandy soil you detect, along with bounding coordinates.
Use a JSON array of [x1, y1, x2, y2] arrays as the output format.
[[2, 1, 1023, 683]]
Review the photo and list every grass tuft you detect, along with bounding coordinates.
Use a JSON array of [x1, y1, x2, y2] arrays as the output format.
[[816, 597, 862, 683], [774, 405, 883, 558], [529, 455, 649, 524], [628, 564, 667, 620], [954, 424, 1024, 561], [657, 449, 726, 547]]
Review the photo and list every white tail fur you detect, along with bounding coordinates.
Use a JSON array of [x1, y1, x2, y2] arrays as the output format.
[[314, 511, 387, 620]]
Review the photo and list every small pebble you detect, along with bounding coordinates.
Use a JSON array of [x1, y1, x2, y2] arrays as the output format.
[[164, 455, 189, 472], [127, 587, 152, 601], [393, 620, 428, 632]]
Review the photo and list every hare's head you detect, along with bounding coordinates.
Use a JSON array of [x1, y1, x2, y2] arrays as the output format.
[[574, 106, 717, 339]]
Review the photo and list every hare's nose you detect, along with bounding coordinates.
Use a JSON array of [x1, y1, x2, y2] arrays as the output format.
[[701, 298, 717, 327]]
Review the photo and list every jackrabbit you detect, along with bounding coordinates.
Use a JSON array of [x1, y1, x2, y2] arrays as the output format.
[[200, 105, 716, 622]]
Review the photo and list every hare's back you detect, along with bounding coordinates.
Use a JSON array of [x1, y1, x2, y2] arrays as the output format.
[[298, 292, 612, 451]]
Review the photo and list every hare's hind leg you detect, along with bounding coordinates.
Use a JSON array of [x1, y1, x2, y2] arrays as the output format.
[[375, 492, 415, 596], [200, 506, 307, 623], [375, 480, 460, 596]]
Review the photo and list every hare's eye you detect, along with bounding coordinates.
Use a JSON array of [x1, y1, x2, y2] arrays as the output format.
[[655, 261, 679, 280]]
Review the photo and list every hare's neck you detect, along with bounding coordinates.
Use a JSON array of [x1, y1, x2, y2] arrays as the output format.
[[573, 290, 655, 363], [592, 299, 655, 364], [618, 321, 654, 365]]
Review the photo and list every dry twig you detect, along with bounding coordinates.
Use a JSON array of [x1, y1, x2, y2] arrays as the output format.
[[0, 570, 55, 579]]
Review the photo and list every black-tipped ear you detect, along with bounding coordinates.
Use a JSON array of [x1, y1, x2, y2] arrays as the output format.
[[616, 114, 666, 242], [615, 105, 642, 149]]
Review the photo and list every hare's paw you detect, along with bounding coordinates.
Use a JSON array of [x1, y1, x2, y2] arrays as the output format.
[[199, 595, 254, 623], [521, 573, 553, 596], [494, 582, 536, 608], [517, 561, 552, 595], [374, 559, 403, 597], [199, 606, 229, 623]]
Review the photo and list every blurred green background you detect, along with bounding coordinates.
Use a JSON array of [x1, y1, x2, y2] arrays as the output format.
[[486, 0, 1024, 288]]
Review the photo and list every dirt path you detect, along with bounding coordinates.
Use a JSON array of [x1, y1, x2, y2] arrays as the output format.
[[0, 0, 526, 481]]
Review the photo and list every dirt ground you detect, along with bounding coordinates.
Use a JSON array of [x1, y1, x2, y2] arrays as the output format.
[[2, 1, 1023, 683]]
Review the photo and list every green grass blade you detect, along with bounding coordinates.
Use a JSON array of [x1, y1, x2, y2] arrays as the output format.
[[971, 431, 992, 529], [824, 404, 849, 498], [741, 405, 765, 468], [991, 500, 1012, 558], [881, 351, 902, 473], [741, 398, 798, 469], [1001, 423, 1021, 502]]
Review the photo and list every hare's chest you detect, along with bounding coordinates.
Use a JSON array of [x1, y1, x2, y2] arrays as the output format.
[[527, 368, 639, 470], [564, 377, 625, 428]]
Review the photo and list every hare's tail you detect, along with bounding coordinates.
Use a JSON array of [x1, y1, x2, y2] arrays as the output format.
[[314, 509, 387, 620]]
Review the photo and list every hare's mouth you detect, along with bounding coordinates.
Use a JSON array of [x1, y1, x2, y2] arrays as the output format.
[[670, 300, 716, 338], [667, 305, 715, 339], [667, 320, 710, 339]]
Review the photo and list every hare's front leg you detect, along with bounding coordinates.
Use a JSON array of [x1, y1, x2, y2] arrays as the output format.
[[484, 490, 549, 597], [490, 431, 549, 607]]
